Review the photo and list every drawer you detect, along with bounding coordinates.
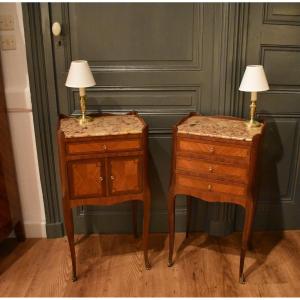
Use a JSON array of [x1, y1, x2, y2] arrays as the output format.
[[176, 173, 246, 196], [178, 139, 250, 160], [176, 156, 248, 183], [66, 138, 141, 155]]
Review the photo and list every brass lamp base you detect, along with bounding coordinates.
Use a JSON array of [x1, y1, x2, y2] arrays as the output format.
[[245, 119, 261, 128], [77, 115, 93, 126]]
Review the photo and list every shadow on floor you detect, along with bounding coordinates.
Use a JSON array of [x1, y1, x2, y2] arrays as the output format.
[[175, 230, 283, 278]]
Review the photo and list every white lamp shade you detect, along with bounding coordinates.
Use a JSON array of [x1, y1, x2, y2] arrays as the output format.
[[239, 65, 269, 92], [65, 60, 96, 88]]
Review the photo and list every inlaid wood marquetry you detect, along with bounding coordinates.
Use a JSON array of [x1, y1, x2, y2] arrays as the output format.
[[168, 113, 265, 284], [57, 112, 151, 281]]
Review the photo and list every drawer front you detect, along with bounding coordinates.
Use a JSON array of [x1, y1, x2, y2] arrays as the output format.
[[178, 139, 250, 160], [176, 156, 248, 183], [176, 173, 246, 196], [67, 138, 141, 155]]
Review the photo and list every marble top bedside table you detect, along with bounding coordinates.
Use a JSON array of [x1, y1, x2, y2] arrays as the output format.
[[57, 112, 151, 281], [168, 113, 265, 284]]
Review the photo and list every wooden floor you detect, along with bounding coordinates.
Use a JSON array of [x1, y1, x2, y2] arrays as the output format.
[[1, 230, 300, 297]]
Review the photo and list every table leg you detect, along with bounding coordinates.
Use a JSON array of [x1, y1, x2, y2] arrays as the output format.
[[168, 189, 176, 267], [14, 221, 25, 242], [132, 200, 138, 239], [143, 188, 151, 270], [64, 204, 77, 281], [239, 200, 255, 284], [186, 196, 192, 238], [248, 201, 257, 251]]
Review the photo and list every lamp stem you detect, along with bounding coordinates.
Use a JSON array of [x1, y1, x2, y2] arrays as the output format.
[[249, 91, 257, 123], [78, 87, 92, 126], [246, 91, 261, 128]]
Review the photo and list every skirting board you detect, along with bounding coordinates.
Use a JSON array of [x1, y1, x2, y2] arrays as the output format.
[[24, 221, 47, 238], [45, 207, 236, 238]]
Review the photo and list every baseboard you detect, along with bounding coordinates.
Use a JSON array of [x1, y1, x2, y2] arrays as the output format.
[[24, 221, 47, 238], [73, 208, 188, 234], [73, 208, 234, 236], [204, 219, 234, 237], [46, 222, 64, 238], [45, 208, 236, 238]]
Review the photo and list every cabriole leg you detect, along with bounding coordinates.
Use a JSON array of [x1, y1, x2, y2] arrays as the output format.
[[132, 200, 138, 239], [239, 201, 255, 284], [186, 196, 192, 238], [64, 205, 77, 281], [14, 221, 25, 242], [143, 189, 151, 270], [168, 189, 176, 267]]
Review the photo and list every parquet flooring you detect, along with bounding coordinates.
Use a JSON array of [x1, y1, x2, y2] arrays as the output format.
[[1, 231, 300, 297]]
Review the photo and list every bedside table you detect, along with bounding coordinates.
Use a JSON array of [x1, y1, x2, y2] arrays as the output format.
[[57, 112, 151, 281], [168, 113, 265, 283]]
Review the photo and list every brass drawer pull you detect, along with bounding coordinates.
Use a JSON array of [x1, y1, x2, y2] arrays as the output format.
[[208, 184, 212, 191], [208, 166, 213, 172], [110, 175, 115, 181], [103, 144, 107, 150], [208, 147, 215, 153], [99, 176, 104, 182]]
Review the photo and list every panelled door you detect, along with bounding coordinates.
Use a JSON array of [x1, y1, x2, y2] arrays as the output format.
[[108, 157, 142, 195], [68, 159, 106, 199], [236, 3, 300, 230], [49, 3, 221, 232]]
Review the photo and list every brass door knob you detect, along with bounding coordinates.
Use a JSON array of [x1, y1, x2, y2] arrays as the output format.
[[208, 184, 212, 191], [208, 166, 213, 172], [110, 175, 115, 181], [52, 22, 62, 36], [99, 176, 103, 182]]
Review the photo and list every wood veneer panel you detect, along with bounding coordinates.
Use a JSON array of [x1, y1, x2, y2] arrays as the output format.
[[67, 139, 141, 155], [178, 139, 250, 159], [176, 173, 246, 196], [176, 156, 248, 183]]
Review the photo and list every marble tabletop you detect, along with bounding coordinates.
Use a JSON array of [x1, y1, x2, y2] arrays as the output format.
[[60, 115, 144, 138], [177, 116, 263, 141]]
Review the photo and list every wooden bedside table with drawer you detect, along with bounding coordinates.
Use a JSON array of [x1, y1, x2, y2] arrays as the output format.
[[168, 113, 265, 283], [57, 112, 151, 281]]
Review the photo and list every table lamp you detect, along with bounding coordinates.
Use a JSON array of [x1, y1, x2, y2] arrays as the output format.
[[239, 65, 269, 128], [65, 60, 96, 126]]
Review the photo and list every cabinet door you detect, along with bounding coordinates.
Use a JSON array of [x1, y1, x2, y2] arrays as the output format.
[[108, 156, 142, 195], [68, 159, 105, 199]]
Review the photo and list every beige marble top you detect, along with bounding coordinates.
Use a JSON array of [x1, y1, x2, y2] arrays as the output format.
[[60, 115, 144, 138], [177, 116, 263, 141]]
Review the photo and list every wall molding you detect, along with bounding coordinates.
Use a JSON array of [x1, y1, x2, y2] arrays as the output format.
[[65, 4, 204, 71], [263, 3, 300, 26], [205, 3, 250, 236], [22, 3, 64, 238], [260, 44, 300, 91]]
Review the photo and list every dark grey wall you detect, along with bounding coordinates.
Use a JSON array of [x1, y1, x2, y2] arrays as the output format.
[[22, 3, 300, 238], [235, 3, 300, 231]]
